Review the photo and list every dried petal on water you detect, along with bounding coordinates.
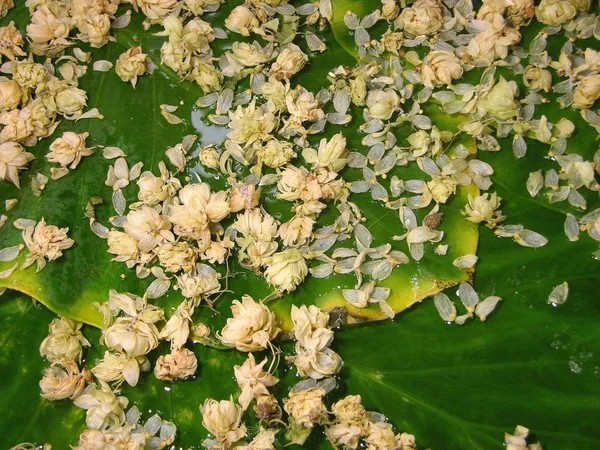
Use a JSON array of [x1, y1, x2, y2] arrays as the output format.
[[548, 282, 569, 306], [103, 147, 126, 159], [0, 263, 18, 279], [90, 219, 109, 239], [514, 229, 548, 248], [112, 189, 126, 216], [112, 10, 132, 29], [310, 263, 334, 278], [475, 296, 502, 321], [0, 244, 23, 262], [433, 293, 457, 322], [458, 281, 479, 314], [564, 214, 580, 242], [453, 254, 478, 269], [306, 33, 326, 53], [146, 278, 171, 299], [160, 105, 183, 124], [93, 60, 113, 72], [526, 171, 543, 197]]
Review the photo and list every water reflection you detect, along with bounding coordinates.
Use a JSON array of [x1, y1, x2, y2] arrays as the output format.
[[191, 109, 229, 146]]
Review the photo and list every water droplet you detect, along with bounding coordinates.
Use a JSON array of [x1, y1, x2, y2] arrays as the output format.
[[569, 360, 582, 374]]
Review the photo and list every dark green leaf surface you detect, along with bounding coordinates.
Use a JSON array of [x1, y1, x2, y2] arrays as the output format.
[[338, 140, 600, 449], [0, 1, 599, 449], [0, 0, 477, 328]]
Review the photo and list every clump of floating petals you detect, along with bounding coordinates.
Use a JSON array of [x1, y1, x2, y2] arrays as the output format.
[[115, 46, 147, 88], [225, 5, 259, 36], [159, 300, 194, 349], [264, 248, 309, 293], [505, 425, 544, 449], [463, 193, 506, 228], [0, 80, 23, 110], [91, 351, 150, 387], [0, 21, 25, 60], [365, 421, 417, 450], [47, 131, 92, 169], [303, 132, 348, 172], [73, 381, 128, 430], [326, 395, 369, 449], [21, 218, 74, 272], [219, 295, 280, 352], [269, 44, 308, 80], [168, 183, 230, 240], [72, 407, 176, 450], [154, 347, 198, 381], [40, 316, 90, 363], [0, 141, 34, 187], [200, 397, 247, 449], [283, 385, 327, 429], [98, 290, 163, 358], [288, 305, 342, 379], [122, 205, 173, 253], [479, 78, 519, 121], [234, 353, 279, 410], [228, 100, 277, 147], [396, 0, 442, 36], [233, 207, 279, 270], [40, 359, 91, 401], [238, 427, 278, 450]]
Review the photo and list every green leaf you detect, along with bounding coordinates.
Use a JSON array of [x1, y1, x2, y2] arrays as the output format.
[[0, 105, 599, 449], [344, 133, 600, 449], [0, 1, 477, 330], [3, 191, 600, 449], [1, 1, 599, 450], [0, 290, 245, 448]]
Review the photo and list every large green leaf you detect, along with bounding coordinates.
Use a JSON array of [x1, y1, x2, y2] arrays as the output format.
[[0, 1, 477, 329], [339, 138, 600, 449], [1, 1, 599, 449], [3, 189, 600, 449], [0, 290, 244, 448]]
